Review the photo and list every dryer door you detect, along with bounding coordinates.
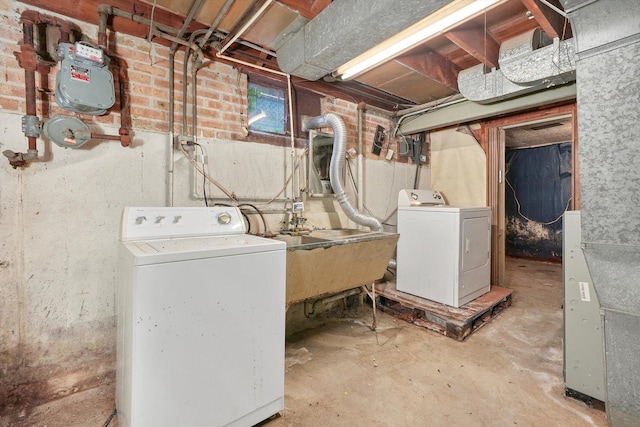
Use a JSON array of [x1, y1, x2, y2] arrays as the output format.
[[461, 215, 490, 272]]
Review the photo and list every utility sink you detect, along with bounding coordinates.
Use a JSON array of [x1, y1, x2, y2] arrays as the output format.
[[272, 229, 399, 305]]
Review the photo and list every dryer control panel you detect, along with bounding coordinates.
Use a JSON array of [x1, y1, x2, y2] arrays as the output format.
[[398, 189, 446, 207], [121, 206, 245, 241]]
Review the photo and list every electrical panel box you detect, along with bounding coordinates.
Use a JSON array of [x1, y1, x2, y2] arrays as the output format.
[[55, 42, 115, 115], [372, 125, 384, 155]]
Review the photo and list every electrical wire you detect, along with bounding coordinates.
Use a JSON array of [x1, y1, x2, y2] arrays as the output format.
[[147, 0, 158, 65], [259, 151, 305, 205], [193, 143, 209, 206], [183, 141, 305, 207], [179, 142, 236, 202], [238, 203, 270, 235], [241, 210, 251, 233], [103, 409, 117, 427], [505, 177, 571, 225]]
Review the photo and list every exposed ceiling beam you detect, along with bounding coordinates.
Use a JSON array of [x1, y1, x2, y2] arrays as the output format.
[[444, 23, 500, 69], [395, 50, 460, 92], [277, 0, 331, 19], [520, 0, 572, 40], [18, 0, 206, 42], [294, 78, 411, 110]]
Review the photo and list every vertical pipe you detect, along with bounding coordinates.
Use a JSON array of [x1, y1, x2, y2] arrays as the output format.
[[286, 74, 297, 202], [167, 51, 176, 206], [357, 103, 366, 229], [182, 51, 190, 135], [117, 61, 131, 147], [192, 56, 198, 139], [97, 5, 110, 48], [23, 21, 37, 154]]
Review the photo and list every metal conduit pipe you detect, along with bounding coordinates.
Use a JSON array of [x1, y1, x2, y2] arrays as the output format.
[[217, 0, 273, 56], [191, 53, 199, 139], [168, 51, 176, 206], [392, 95, 466, 138], [303, 114, 382, 231], [97, 5, 181, 37], [356, 103, 365, 227], [198, 0, 235, 49], [182, 29, 209, 135]]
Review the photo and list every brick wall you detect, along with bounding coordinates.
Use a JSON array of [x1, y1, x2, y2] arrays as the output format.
[[0, 4, 396, 154], [321, 97, 394, 160]]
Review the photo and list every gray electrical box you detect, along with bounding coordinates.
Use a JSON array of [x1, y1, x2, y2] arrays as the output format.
[[563, 210, 605, 402], [55, 42, 115, 115]]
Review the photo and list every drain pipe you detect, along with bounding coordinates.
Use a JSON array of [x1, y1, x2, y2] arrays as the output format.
[[303, 114, 382, 231], [304, 288, 362, 318]]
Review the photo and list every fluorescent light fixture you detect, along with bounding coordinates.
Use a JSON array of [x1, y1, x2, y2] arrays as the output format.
[[336, 0, 502, 80]]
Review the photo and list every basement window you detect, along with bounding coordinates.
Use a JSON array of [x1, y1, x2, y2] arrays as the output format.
[[248, 82, 286, 134]]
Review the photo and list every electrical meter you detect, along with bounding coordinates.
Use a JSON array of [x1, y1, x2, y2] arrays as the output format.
[[55, 42, 115, 115]]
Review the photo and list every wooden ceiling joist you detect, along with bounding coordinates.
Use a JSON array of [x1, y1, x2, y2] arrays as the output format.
[[277, 0, 330, 19], [444, 23, 500, 70], [520, 0, 572, 40], [395, 50, 460, 92], [19, 0, 206, 41]]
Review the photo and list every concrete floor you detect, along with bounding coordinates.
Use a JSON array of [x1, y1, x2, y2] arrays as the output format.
[[1, 258, 607, 427]]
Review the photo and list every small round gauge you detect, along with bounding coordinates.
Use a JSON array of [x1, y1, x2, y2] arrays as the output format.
[[217, 212, 232, 225]]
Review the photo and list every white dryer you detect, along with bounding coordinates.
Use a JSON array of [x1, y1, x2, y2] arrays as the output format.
[[396, 190, 491, 307], [117, 206, 286, 427]]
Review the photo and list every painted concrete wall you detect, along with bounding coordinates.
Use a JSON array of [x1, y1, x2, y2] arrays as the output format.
[[0, 116, 167, 411], [430, 127, 487, 207], [0, 2, 428, 413]]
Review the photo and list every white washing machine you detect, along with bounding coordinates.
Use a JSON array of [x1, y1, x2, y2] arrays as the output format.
[[117, 206, 286, 427], [396, 190, 491, 307]]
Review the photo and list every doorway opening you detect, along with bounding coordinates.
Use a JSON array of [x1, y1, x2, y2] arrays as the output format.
[[485, 103, 578, 285], [503, 115, 573, 263]]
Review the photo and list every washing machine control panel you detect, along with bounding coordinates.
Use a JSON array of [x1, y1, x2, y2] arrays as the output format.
[[121, 206, 245, 240]]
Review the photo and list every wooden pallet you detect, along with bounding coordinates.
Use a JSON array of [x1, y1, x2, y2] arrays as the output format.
[[375, 283, 512, 341]]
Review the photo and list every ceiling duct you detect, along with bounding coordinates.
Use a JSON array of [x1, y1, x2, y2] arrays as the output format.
[[457, 65, 543, 103], [499, 29, 576, 86], [457, 29, 576, 104], [276, 0, 452, 81]]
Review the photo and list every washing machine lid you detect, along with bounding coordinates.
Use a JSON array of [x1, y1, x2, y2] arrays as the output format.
[[123, 234, 285, 265], [398, 189, 445, 207]]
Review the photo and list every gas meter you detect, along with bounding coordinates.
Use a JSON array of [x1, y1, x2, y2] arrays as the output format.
[[55, 42, 115, 115]]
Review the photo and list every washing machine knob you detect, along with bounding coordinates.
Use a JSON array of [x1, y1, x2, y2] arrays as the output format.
[[217, 212, 232, 225]]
